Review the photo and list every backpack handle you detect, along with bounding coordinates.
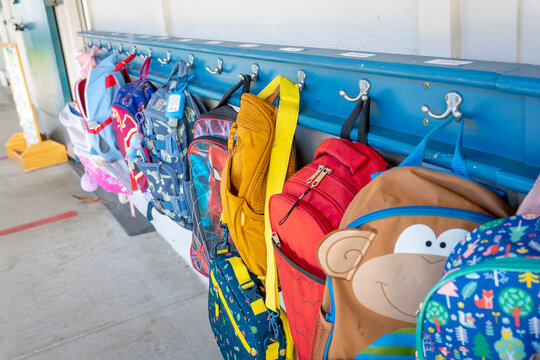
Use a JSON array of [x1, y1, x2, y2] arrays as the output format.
[[110, 53, 137, 88], [400, 114, 469, 178], [216, 75, 251, 108], [113, 53, 136, 72], [339, 98, 370, 145], [139, 57, 151, 80]]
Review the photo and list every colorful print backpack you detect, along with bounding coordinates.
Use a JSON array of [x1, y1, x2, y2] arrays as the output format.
[[138, 60, 203, 228], [209, 241, 288, 360], [188, 75, 250, 276], [111, 57, 156, 192], [417, 214, 540, 360]]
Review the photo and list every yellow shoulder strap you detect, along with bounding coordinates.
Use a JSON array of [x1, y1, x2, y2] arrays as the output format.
[[259, 76, 299, 360]]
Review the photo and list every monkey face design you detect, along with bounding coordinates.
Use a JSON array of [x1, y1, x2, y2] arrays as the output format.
[[318, 222, 469, 323]]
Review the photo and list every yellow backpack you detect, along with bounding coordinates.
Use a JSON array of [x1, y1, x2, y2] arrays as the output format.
[[221, 76, 298, 278], [221, 76, 300, 360]]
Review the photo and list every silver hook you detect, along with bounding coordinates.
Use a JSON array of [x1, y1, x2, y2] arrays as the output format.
[[140, 48, 153, 60], [297, 70, 306, 91], [106, 42, 112, 52], [340, 79, 371, 102], [131, 46, 137, 55], [113, 44, 123, 54], [157, 50, 171, 65], [422, 91, 463, 121], [186, 54, 195, 68], [239, 64, 259, 82], [206, 58, 223, 75], [87, 39, 93, 48]]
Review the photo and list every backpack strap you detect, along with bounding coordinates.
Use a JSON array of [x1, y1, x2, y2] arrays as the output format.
[[216, 75, 251, 108], [139, 57, 151, 80], [259, 75, 299, 360], [106, 53, 136, 88], [399, 114, 470, 179], [339, 98, 370, 145]]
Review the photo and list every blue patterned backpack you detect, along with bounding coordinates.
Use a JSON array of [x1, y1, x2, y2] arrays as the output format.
[[417, 214, 540, 360], [208, 236, 288, 360], [137, 60, 204, 228]]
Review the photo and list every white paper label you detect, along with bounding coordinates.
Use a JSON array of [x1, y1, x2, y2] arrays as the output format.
[[279, 47, 305, 52], [158, 36, 170, 40], [206, 41, 223, 44], [339, 52, 376, 58], [238, 44, 260, 48], [139, 35, 152, 38], [425, 59, 473, 66], [178, 38, 193, 42], [167, 94, 181, 112]]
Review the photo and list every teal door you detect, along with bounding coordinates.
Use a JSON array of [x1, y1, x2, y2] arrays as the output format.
[[13, 0, 71, 139]]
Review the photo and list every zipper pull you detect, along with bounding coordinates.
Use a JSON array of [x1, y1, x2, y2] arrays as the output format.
[[278, 187, 312, 225], [272, 232, 282, 248], [311, 167, 332, 187], [306, 165, 325, 185], [415, 302, 423, 317]]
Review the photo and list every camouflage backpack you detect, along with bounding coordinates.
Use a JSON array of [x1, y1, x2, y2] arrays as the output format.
[[137, 60, 204, 228]]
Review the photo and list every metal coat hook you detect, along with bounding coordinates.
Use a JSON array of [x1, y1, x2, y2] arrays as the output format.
[[140, 48, 153, 60], [340, 79, 370, 102], [158, 50, 172, 65], [113, 44, 123, 54], [186, 54, 195, 68], [297, 70, 306, 91], [87, 39, 93, 48], [206, 58, 223, 75], [239, 64, 259, 82], [131, 46, 137, 55], [422, 91, 463, 121], [106, 42, 112, 52]]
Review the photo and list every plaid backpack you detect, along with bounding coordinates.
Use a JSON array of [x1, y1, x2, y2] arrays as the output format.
[[188, 76, 250, 276], [110, 57, 156, 192], [138, 60, 203, 228]]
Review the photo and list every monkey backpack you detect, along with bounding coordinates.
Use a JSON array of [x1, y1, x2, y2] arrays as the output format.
[[417, 214, 540, 360], [311, 116, 512, 359]]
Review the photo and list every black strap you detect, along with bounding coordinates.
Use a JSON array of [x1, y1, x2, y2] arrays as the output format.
[[339, 98, 370, 145], [216, 75, 251, 109]]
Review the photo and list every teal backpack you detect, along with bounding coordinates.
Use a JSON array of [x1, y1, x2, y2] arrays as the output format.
[[417, 214, 540, 360]]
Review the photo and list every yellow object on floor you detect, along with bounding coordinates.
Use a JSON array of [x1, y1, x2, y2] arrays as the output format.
[[6, 132, 67, 171]]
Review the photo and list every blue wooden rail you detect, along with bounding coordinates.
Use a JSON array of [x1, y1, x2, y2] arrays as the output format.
[[78, 30, 540, 194]]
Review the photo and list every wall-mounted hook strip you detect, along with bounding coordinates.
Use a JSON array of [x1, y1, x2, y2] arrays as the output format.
[[422, 91, 463, 121], [297, 70, 306, 91], [186, 54, 195, 68], [140, 48, 153, 59], [158, 50, 171, 65], [340, 79, 371, 102], [206, 58, 223, 75], [239, 63, 259, 82]]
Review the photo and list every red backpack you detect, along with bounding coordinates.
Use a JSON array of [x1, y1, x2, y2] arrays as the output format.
[[268, 98, 389, 360]]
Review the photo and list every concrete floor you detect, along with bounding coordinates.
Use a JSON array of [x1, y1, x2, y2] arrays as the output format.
[[0, 88, 220, 359]]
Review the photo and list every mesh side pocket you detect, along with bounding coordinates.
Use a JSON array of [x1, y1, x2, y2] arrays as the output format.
[[310, 307, 333, 360]]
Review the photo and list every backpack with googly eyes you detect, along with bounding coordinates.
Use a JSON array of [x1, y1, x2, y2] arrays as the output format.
[[417, 214, 540, 360], [311, 116, 512, 359]]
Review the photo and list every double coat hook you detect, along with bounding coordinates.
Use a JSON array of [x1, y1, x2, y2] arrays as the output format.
[[422, 91, 463, 121], [340, 79, 371, 102], [239, 64, 259, 82], [206, 58, 223, 75]]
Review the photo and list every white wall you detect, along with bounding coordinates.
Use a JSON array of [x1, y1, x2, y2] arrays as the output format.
[[84, 0, 540, 65]]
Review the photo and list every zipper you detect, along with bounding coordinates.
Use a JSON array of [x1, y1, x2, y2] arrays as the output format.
[[415, 258, 540, 359], [274, 194, 334, 233], [347, 206, 495, 229], [272, 233, 326, 284], [210, 270, 252, 354], [279, 166, 332, 225], [287, 176, 347, 215]]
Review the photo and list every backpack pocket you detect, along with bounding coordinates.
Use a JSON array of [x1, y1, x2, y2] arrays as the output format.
[[310, 306, 334, 360]]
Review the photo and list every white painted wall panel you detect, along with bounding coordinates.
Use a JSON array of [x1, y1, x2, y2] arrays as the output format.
[[519, 0, 540, 65], [461, 0, 518, 63]]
